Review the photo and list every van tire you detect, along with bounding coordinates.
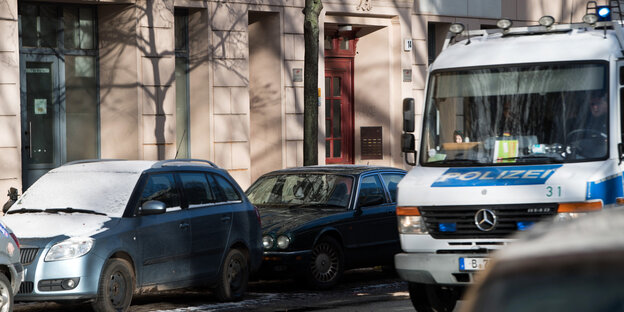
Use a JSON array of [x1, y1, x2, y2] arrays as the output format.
[[92, 258, 135, 312], [408, 282, 458, 312]]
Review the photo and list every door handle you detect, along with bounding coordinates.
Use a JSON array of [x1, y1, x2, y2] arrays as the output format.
[[28, 122, 32, 158], [221, 216, 231, 222], [179, 222, 189, 230]]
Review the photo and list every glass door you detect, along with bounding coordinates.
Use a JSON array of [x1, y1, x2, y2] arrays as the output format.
[[325, 58, 354, 164], [20, 55, 63, 188]]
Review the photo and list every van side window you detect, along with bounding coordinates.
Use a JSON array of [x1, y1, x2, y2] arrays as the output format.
[[180, 172, 215, 207], [140, 173, 180, 209]]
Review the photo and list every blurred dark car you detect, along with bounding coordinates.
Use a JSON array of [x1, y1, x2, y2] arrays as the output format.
[[246, 165, 406, 289], [461, 208, 624, 312]]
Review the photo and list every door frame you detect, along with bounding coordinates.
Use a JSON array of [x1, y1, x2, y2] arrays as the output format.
[[325, 58, 354, 164], [19, 53, 66, 188]]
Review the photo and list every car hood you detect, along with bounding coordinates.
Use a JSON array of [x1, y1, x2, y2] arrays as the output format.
[[259, 206, 343, 235], [3, 213, 117, 239]]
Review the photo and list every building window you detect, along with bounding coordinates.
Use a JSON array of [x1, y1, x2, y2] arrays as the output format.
[[18, 3, 98, 165], [175, 9, 190, 158]]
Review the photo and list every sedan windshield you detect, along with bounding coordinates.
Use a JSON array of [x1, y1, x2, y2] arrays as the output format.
[[421, 62, 608, 166], [247, 173, 354, 208]]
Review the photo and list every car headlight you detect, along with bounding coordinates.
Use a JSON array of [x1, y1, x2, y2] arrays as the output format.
[[276, 235, 290, 249], [45, 237, 94, 262], [398, 216, 428, 234], [262, 235, 275, 250]]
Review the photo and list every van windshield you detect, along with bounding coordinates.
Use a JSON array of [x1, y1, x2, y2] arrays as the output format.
[[421, 62, 608, 166]]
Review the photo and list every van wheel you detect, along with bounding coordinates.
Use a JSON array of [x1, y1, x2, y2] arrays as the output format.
[[215, 248, 249, 302], [408, 282, 458, 312], [92, 258, 135, 312], [306, 236, 344, 289], [0, 274, 13, 312]]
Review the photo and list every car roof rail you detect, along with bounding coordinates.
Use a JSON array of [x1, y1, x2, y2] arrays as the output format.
[[151, 159, 219, 169], [62, 159, 124, 166]]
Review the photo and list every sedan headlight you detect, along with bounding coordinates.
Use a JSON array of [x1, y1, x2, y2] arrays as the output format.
[[45, 237, 94, 262], [262, 235, 275, 250], [276, 235, 290, 249]]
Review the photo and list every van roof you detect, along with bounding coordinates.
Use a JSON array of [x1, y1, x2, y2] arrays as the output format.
[[432, 25, 624, 71]]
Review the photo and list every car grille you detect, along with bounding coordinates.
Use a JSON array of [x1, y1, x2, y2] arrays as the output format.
[[419, 203, 557, 239], [20, 248, 38, 265], [19, 281, 34, 294]]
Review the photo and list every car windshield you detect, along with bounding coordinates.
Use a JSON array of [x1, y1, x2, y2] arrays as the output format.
[[421, 62, 608, 166], [247, 173, 354, 208], [473, 269, 624, 312], [10, 169, 143, 218]]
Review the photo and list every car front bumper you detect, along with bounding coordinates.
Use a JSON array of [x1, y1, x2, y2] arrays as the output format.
[[395, 252, 488, 286], [257, 250, 312, 277], [17, 253, 106, 301]]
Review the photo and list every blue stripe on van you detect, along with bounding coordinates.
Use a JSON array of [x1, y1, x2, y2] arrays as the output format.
[[586, 174, 624, 205], [431, 165, 562, 187]]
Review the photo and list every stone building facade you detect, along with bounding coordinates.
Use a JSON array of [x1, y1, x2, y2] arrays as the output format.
[[0, 0, 594, 193]]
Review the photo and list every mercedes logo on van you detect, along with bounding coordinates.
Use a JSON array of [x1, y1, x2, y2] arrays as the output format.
[[475, 209, 497, 232]]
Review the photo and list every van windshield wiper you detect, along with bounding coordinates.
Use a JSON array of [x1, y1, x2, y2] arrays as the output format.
[[427, 159, 482, 165], [44, 208, 107, 216], [497, 155, 564, 163], [6, 208, 44, 214]]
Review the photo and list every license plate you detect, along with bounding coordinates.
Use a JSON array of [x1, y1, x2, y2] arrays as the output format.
[[459, 257, 490, 271]]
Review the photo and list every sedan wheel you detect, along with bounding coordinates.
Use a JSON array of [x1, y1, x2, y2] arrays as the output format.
[[0, 274, 13, 312], [307, 236, 344, 289]]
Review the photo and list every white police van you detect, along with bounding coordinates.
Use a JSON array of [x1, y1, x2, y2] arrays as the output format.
[[396, 2, 624, 311]]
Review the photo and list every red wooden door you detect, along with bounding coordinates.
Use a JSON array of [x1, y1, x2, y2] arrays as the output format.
[[325, 58, 353, 164]]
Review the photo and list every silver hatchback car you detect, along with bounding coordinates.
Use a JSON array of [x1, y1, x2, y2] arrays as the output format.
[[3, 159, 262, 312]]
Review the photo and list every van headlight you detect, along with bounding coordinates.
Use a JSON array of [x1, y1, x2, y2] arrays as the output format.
[[45, 237, 94, 261], [398, 216, 428, 234]]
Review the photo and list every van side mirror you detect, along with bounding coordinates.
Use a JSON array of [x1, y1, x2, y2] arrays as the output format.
[[403, 98, 415, 132], [2, 187, 18, 214], [402, 98, 417, 166]]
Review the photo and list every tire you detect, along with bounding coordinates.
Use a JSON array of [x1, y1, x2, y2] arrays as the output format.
[[92, 258, 135, 312], [408, 282, 458, 312], [215, 248, 249, 302], [306, 236, 344, 290], [0, 274, 13, 312]]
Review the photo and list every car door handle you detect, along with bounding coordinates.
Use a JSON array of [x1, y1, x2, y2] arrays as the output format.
[[179, 222, 189, 230], [221, 216, 231, 222]]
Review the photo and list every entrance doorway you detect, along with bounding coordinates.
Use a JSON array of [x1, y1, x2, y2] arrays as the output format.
[[325, 34, 356, 164], [20, 55, 63, 187], [19, 3, 99, 189]]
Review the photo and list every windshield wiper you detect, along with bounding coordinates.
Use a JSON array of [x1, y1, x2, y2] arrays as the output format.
[[497, 155, 564, 163], [288, 203, 345, 209], [6, 208, 44, 214], [427, 159, 482, 165], [44, 208, 107, 216]]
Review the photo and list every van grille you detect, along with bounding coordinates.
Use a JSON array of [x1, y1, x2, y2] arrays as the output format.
[[419, 204, 557, 239], [20, 248, 38, 265]]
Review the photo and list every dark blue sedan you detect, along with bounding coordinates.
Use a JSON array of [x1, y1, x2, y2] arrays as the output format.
[[246, 165, 406, 289]]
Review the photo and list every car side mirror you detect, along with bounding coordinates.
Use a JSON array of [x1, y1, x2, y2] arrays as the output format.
[[402, 98, 418, 166], [358, 195, 385, 208], [2, 187, 18, 214], [140, 200, 167, 215]]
